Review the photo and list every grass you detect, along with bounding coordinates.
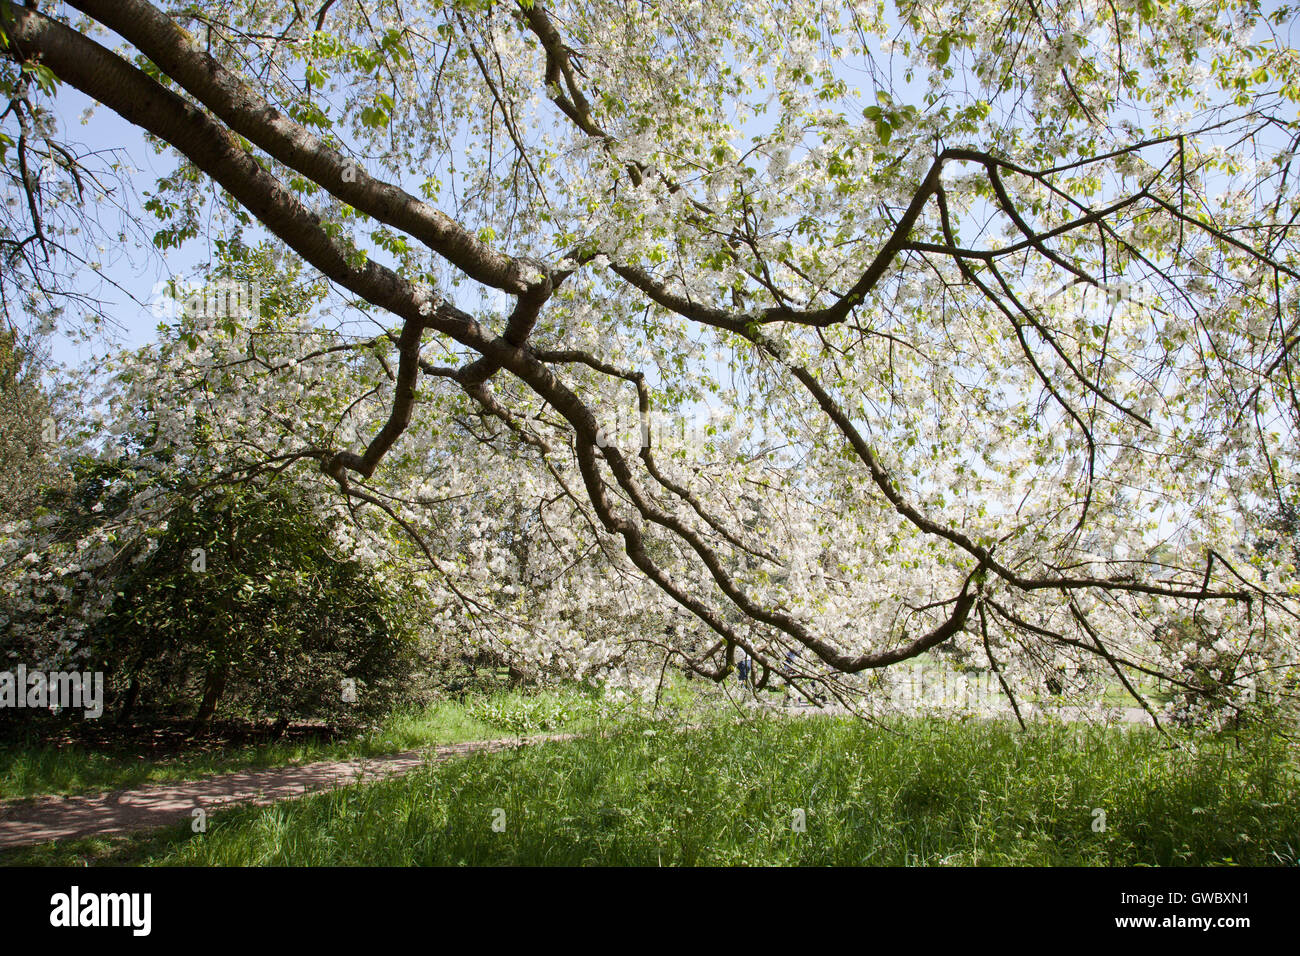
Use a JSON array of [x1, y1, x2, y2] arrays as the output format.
[[6, 713, 1296, 866], [0, 684, 618, 801]]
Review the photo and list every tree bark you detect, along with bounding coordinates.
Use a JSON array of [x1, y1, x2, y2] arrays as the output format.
[[116, 675, 140, 726], [193, 662, 228, 730]]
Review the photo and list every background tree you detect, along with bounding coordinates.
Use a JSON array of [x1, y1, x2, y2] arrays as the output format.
[[1, 254, 433, 729]]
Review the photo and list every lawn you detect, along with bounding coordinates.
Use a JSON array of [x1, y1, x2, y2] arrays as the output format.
[[5, 713, 1296, 866], [0, 684, 623, 801]]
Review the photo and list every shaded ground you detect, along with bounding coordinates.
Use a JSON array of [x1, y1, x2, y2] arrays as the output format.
[[0, 733, 574, 849], [0, 716, 349, 755]]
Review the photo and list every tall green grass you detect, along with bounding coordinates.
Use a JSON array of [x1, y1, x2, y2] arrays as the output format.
[[11, 714, 1295, 866]]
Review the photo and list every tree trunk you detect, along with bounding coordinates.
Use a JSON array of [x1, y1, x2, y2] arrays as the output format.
[[116, 675, 140, 725], [193, 663, 228, 730]]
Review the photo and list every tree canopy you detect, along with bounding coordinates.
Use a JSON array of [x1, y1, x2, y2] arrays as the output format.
[[2, 0, 1299, 723]]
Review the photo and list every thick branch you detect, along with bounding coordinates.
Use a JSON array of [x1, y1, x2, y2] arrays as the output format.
[[66, 0, 540, 294]]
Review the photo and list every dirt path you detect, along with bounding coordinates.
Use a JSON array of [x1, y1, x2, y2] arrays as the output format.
[[0, 733, 576, 850]]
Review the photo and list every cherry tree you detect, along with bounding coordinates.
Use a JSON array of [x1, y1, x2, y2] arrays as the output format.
[[2, 0, 1299, 723]]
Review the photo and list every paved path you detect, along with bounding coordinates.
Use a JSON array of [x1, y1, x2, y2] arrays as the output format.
[[0, 733, 576, 850]]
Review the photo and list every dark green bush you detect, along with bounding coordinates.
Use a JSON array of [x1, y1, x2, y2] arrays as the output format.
[[93, 478, 418, 728]]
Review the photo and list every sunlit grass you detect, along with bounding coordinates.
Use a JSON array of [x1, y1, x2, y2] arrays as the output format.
[[8, 714, 1295, 867]]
